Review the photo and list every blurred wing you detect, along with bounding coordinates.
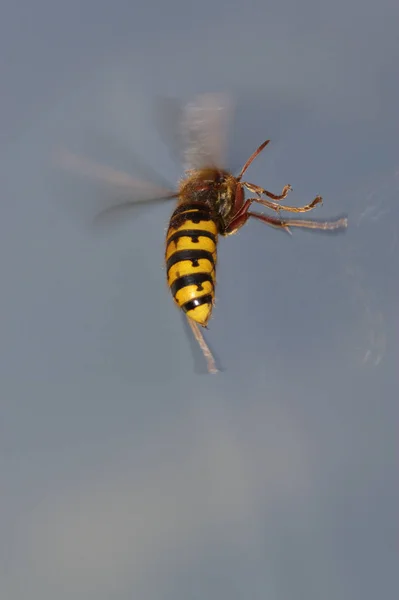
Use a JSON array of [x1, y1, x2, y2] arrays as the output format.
[[55, 148, 174, 198], [153, 96, 186, 167], [54, 148, 177, 224], [180, 93, 233, 172]]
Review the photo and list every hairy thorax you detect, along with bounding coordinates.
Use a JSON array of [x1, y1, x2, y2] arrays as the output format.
[[178, 168, 239, 229]]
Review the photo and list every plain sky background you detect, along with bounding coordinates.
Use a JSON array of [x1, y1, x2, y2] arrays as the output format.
[[1, 1, 397, 599]]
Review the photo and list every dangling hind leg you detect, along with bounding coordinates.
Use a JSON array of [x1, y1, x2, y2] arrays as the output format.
[[187, 317, 218, 374]]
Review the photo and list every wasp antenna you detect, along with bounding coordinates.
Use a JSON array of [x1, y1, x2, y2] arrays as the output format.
[[237, 140, 270, 181]]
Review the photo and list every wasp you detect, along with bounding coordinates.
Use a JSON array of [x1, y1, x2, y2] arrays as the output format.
[[57, 94, 348, 374]]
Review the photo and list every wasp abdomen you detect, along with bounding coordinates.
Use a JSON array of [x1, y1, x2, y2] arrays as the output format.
[[165, 203, 218, 327]]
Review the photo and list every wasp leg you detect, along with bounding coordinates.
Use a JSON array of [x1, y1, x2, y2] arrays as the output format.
[[225, 208, 290, 235], [248, 212, 292, 233], [248, 211, 347, 232], [244, 181, 293, 201], [187, 318, 218, 374], [243, 185, 323, 213], [225, 199, 347, 236], [225, 196, 319, 234]]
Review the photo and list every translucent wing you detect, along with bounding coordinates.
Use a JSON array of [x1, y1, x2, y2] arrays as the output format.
[[55, 148, 175, 198], [180, 93, 233, 172], [54, 148, 177, 224], [153, 96, 186, 167]]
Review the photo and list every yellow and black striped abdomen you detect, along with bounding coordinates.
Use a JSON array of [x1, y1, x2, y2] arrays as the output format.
[[165, 203, 218, 327]]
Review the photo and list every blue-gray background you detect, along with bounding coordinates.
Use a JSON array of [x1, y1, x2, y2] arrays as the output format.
[[1, 1, 397, 598]]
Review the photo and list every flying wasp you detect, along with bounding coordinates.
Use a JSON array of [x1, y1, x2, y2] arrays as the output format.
[[57, 94, 348, 374]]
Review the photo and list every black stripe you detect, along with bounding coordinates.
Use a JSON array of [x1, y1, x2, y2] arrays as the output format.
[[182, 294, 213, 314], [167, 228, 217, 246], [171, 202, 210, 217], [171, 273, 214, 298], [169, 210, 212, 230], [166, 249, 215, 273]]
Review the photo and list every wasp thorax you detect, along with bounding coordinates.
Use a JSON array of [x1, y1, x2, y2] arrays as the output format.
[[178, 168, 238, 220]]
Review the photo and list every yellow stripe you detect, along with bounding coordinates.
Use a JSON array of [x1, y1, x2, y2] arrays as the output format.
[[166, 219, 218, 238], [165, 235, 216, 260], [174, 281, 214, 307], [167, 260, 215, 286], [185, 302, 213, 326]]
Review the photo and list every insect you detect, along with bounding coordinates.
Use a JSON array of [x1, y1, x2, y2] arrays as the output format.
[[57, 94, 348, 374]]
